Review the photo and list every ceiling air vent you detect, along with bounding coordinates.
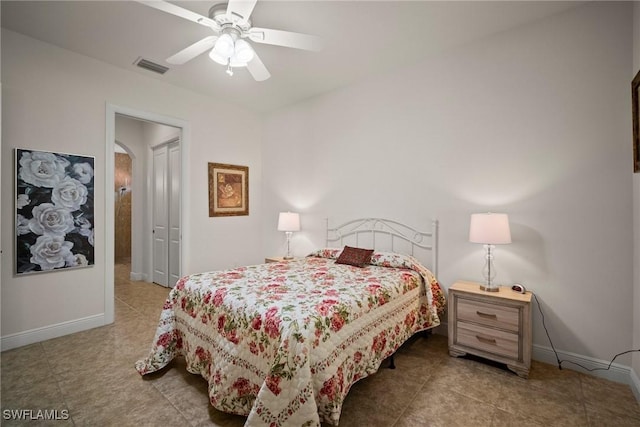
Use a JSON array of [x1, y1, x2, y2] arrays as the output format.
[[134, 57, 169, 75]]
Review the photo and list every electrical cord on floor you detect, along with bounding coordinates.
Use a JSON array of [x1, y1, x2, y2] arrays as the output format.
[[533, 293, 640, 372]]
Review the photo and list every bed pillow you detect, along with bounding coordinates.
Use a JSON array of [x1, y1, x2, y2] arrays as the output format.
[[307, 248, 343, 260], [335, 246, 374, 267]]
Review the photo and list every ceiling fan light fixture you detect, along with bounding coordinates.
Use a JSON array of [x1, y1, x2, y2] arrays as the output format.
[[229, 56, 248, 68], [209, 48, 229, 65], [234, 39, 254, 63], [213, 33, 235, 58]]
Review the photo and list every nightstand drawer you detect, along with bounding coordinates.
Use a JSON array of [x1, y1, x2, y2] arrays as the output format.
[[456, 322, 519, 359], [457, 298, 519, 332]]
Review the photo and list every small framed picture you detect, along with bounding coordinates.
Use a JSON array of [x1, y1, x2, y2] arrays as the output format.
[[633, 69, 640, 173], [208, 162, 249, 217]]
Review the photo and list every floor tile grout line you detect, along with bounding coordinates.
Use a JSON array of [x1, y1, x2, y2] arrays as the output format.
[[389, 357, 443, 427], [114, 267, 170, 323], [115, 294, 143, 317], [41, 342, 77, 426], [578, 372, 640, 419], [147, 377, 195, 426]]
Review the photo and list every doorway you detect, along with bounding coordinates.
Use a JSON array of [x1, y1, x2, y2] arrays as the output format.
[[114, 143, 132, 266], [105, 104, 189, 324]]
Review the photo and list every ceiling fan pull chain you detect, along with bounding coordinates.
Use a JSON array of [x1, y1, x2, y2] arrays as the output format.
[[226, 59, 234, 77]]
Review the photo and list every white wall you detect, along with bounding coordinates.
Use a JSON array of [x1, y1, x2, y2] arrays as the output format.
[[263, 2, 634, 373], [1, 29, 263, 347], [143, 121, 180, 147], [632, 0, 640, 399]]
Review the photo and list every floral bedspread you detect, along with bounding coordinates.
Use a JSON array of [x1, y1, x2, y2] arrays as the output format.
[[135, 250, 445, 426]]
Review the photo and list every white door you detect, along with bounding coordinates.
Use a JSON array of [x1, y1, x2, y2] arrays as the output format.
[[168, 142, 181, 287], [152, 140, 181, 287], [152, 145, 169, 286]]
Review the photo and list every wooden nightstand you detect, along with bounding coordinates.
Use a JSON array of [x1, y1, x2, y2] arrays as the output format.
[[448, 280, 533, 378], [264, 256, 297, 263]]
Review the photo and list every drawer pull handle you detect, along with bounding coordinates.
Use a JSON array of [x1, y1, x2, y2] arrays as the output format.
[[476, 311, 497, 320], [476, 335, 497, 345]]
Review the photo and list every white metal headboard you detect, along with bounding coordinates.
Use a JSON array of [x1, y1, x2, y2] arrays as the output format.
[[325, 218, 438, 276]]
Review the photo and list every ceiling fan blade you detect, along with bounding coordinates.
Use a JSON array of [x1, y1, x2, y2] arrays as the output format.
[[135, 1, 220, 31], [166, 36, 218, 65], [226, 0, 258, 23], [246, 52, 271, 81], [248, 27, 323, 52]]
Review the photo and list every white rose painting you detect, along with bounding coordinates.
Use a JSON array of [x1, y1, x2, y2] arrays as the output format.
[[15, 149, 95, 274]]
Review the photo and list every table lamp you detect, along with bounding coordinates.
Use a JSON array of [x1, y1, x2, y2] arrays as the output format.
[[469, 212, 511, 292], [277, 212, 300, 259]]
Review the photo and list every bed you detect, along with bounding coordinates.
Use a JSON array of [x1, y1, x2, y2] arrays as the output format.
[[136, 218, 446, 426]]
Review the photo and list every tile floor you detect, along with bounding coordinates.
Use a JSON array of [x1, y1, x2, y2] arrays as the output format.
[[1, 263, 639, 426]]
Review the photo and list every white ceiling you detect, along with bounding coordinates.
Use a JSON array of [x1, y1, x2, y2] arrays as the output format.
[[1, 1, 582, 113]]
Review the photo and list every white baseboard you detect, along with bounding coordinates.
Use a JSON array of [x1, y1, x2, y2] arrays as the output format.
[[0, 314, 107, 352], [439, 326, 636, 393], [631, 367, 640, 402], [129, 270, 149, 281], [533, 344, 633, 385]]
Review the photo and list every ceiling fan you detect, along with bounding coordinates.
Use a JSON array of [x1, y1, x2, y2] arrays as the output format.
[[136, 0, 323, 81]]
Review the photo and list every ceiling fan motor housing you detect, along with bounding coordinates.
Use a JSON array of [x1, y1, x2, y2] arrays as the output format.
[[209, 3, 252, 32]]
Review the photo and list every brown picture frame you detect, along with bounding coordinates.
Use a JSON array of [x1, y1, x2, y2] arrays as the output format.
[[208, 162, 249, 217], [633, 69, 640, 173]]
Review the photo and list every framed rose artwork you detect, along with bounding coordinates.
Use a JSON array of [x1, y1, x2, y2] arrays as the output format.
[[208, 162, 249, 217], [15, 148, 95, 275]]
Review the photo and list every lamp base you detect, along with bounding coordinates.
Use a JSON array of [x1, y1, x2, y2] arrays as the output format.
[[479, 284, 500, 292]]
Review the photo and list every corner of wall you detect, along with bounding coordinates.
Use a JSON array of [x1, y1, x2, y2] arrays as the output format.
[[632, 0, 640, 399], [631, 366, 640, 402]]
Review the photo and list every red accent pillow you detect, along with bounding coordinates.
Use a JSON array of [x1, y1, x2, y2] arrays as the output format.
[[335, 246, 374, 268]]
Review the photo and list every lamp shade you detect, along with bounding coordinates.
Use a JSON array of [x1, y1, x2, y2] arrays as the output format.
[[234, 39, 255, 63], [469, 213, 511, 244], [213, 33, 235, 58], [209, 48, 228, 65], [277, 212, 300, 232]]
